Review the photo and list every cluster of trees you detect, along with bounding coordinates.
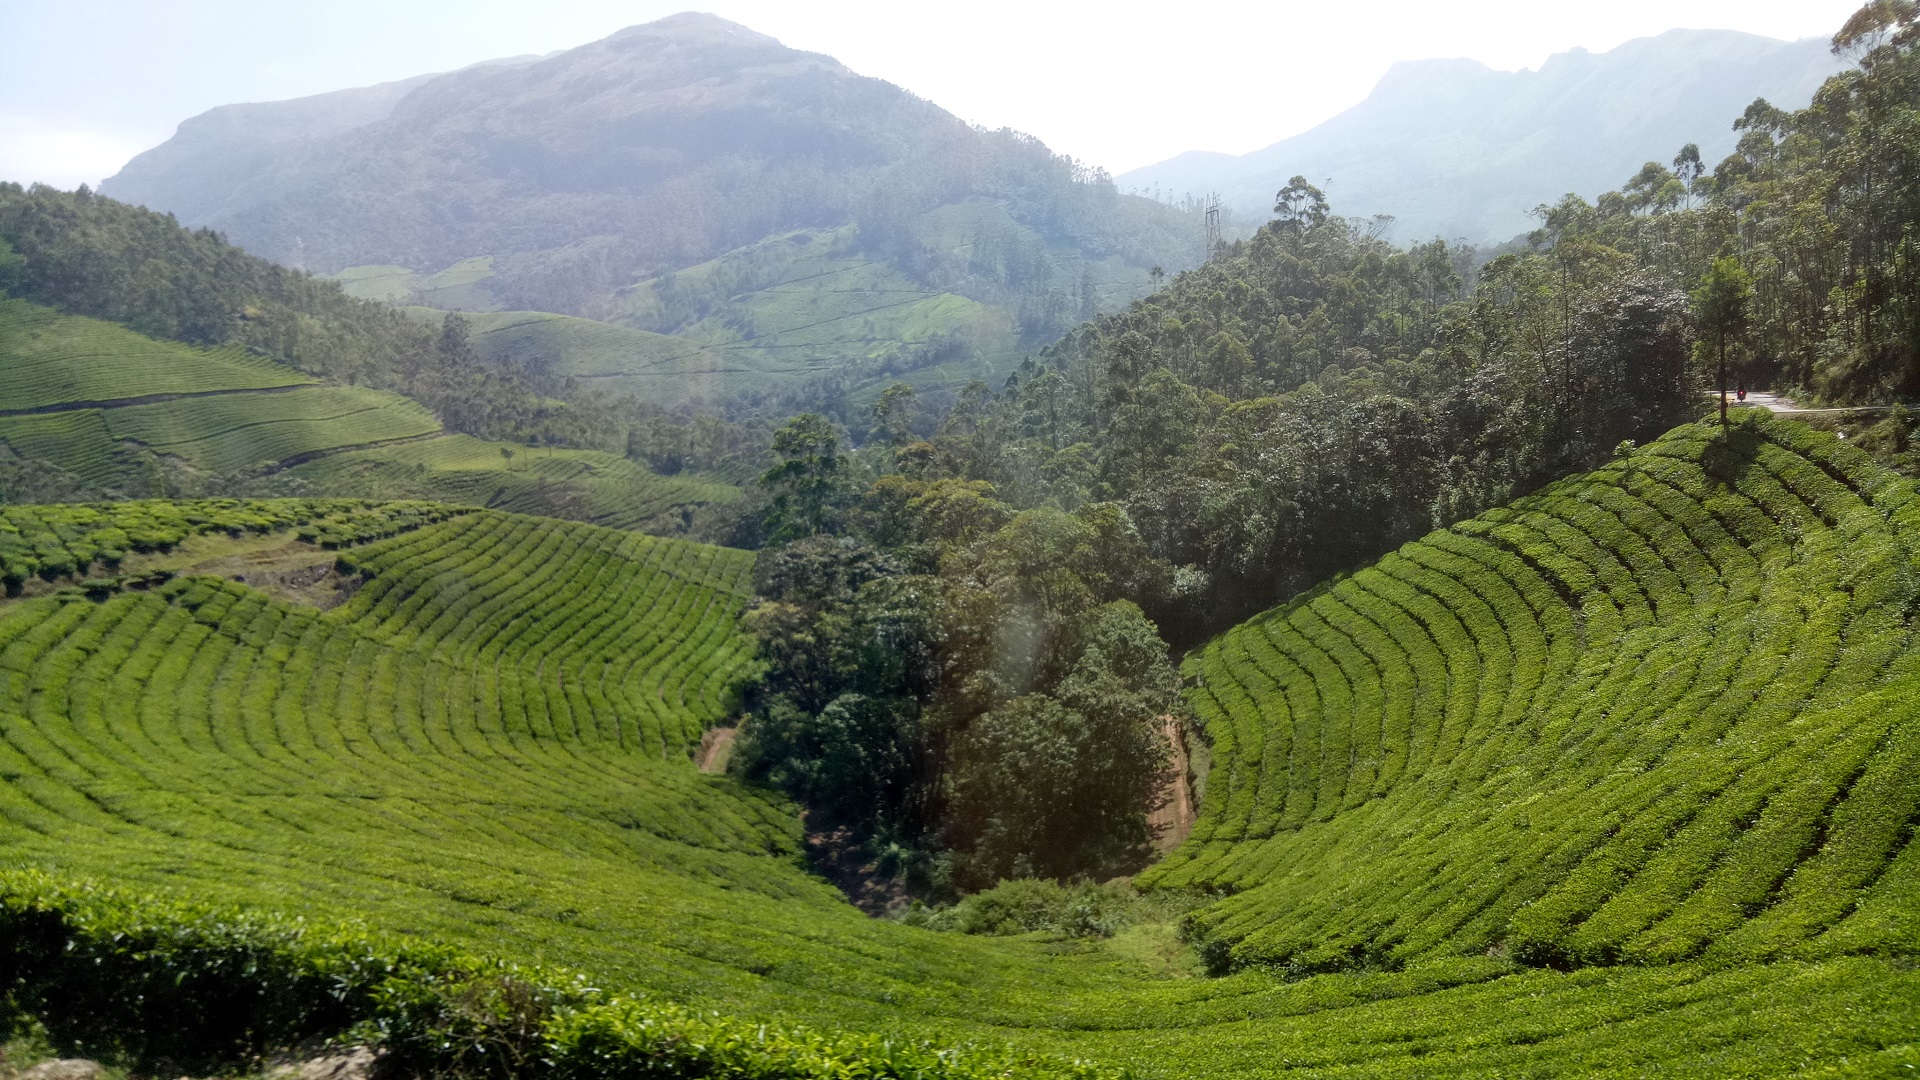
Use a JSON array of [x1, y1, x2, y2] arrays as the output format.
[[1520, 1, 1920, 401], [737, 412, 1182, 889], [942, 176, 1699, 640]]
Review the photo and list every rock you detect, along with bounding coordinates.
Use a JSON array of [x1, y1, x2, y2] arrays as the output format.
[[19, 1061, 108, 1080], [270, 1047, 382, 1080]]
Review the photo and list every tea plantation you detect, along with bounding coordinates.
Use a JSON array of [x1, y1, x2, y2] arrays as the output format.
[[0, 297, 740, 528], [0, 299, 314, 411], [0, 298, 439, 487], [1153, 412, 1920, 977], [287, 434, 742, 532], [2, 413, 1917, 1078]]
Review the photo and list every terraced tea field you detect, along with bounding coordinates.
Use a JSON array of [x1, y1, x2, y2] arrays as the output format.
[[0, 299, 313, 411], [0, 385, 438, 487], [289, 433, 741, 531], [0, 297, 438, 490], [3, 414, 1917, 1078], [1155, 413, 1920, 976], [0, 296, 736, 531]]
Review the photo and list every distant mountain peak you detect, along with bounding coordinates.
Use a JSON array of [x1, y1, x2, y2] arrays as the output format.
[[1120, 28, 1846, 242]]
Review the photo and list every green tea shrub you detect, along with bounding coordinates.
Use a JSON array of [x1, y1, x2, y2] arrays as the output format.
[[1154, 413, 1920, 975], [0, 872, 1118, 1080]]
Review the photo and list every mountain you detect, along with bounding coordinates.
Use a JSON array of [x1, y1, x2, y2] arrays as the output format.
[[101, 14, 1202, 407], [1122, 29, 1844, 242]]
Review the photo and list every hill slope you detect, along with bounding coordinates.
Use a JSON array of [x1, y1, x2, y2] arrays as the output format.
[[0, 414, 1916, 1076], [0, 298, 438, 495], [100, 14, 1201, 408], [0, 294, 740, 526], [1123, 30, 1843, 241], [1155, 412, 1920, 973]]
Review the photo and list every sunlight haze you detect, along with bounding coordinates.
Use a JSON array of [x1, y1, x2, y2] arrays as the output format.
[[0, 0, 1864, 188]]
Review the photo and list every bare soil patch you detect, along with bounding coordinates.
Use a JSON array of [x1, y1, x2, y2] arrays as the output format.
[[120, 531, 363, 609], [1148, 716, 1197, 855], [695, 724, 738, 774], [804, 821, 912, 916]]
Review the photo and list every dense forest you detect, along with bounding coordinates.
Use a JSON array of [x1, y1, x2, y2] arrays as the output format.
[[735, 187, 1698, 889], [731, 8, 1920, 892]]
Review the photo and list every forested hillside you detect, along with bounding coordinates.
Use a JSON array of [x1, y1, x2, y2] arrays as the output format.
[[100, 14, 1205, 410], [1525, 0, 1920, 404]]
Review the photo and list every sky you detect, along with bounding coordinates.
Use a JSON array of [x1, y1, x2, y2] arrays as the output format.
[[0, 0, 1866, 190]]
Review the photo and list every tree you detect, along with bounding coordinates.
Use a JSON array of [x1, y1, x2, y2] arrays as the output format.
[[1672, 144, 1705, 209], [1692, 256, 1753, 426], [1273, 176, 1330, 232], [760, 414, 851, 543], [945, 601, 1174, 884], [869, 382, 919, 447]]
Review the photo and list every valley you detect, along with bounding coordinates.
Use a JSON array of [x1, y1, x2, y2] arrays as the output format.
[[2, 3, 1918, 1077]]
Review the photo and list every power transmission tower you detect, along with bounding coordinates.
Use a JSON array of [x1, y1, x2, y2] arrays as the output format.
[[1204, 193, 1222, 259]]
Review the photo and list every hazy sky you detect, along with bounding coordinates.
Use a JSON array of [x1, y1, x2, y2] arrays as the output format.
[[0, 0, 1865, 190]]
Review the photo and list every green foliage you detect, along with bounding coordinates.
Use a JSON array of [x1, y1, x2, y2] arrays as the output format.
[[738, 490, 1180, 885], [288, 435, 743, 537], [903, 879, 1193, 940], [0, 434, 1913, 1073], [0, 298, 312, 410], [0, 498, 459, 586], [955, 199, 1697, 644], [0, 873, 1114, 1080], [0, 185, 590, 445], [946, 602, 1174, 882], [1525, 6, 1920, 401], [759, 415, 853, 544], [0, 386, 439, 492], [1154, 412, 1920, 978]]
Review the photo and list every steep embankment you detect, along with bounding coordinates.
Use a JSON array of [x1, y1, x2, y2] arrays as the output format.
[[0, 414, 1916, 1077], [1155, 412, 1920, 975]]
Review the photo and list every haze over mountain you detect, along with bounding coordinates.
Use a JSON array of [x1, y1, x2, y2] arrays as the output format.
[[101, 13, 1200, 408], [1122, 29, 1844, 242]]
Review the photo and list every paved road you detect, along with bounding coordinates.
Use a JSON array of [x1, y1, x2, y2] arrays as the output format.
[[1720, 390, 1894, 415]]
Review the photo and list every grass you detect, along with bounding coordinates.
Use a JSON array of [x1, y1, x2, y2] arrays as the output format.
[[0, 412, 1915, 1077], [0, 299, 313, 412], [286, 433, 741, 532]]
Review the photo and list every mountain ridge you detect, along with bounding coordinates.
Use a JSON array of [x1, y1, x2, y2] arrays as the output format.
[[1122, 28, 1844, 241], [102, 12, 1198, 407]]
